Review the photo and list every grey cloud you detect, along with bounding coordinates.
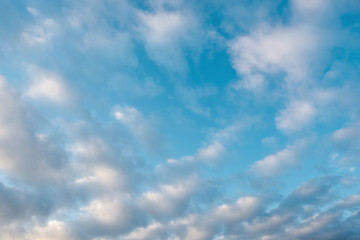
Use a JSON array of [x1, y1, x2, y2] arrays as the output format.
[[279, 176, 340, 215], [0, 182, 53, 224], [71, 197, 145, 240], [0, 76, 67, 182]]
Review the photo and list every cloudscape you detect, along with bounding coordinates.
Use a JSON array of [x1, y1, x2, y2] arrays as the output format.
[[1, 0, 360, 239]]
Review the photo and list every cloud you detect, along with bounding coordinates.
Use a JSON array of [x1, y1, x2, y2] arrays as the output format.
[[26, 7, 39, 16], [331, 123, 360, 165], [26, 67, 73, 105], [69, 196, 144, 239], [25, 221, 72, 240], [123, 212, 216, 240], [68, 132, 138, 198], [336, 195, 360, 208], [250, 146, 299, 177], [275, 100, 317, 133], [292, 0, 331, 15], [94, 175, 360, 239], [228, 0, 339, 93], [0, 182, 53, 225], [212, 196, 261, 223], [155, 119, 251, 179], [332, 125, 360, 143], [81, 197, 135, 225], [278, 176, 340, 219], [139, 174, 200, 218], [229, 23, 319, 85], [0, 1, 360, 239], [61, 0, 138, 69], [231, 73, 266, 93], [0, 75, 66, 181], [157, 142, 225, 174], [113, 105, 164, 154], [288, 213, 338, 239], [195, 141, 226, 163], [21, 18, 57, 46], [211, 118, 253, 144], [137, 7, 201, 72], [123, 222, 166, 240], [274, 86, 337, 134], [243, 214, 292, 235], [74, 164, 126, 193]]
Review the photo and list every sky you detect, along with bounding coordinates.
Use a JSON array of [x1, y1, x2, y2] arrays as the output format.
[[0, 0, 360, 239]]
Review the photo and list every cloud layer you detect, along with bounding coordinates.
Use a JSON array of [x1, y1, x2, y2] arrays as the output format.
[[0, 0, 360, 239]]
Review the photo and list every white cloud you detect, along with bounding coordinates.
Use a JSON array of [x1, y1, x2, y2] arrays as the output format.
[[1, 1, 359, 239], [232, 73, 266, 93], [155, 140, 227, 179], [113, 105, 163, 154], [275, 100, 316, 133], [61, 1, 138, 67], [82, 197, 130, 225], [332, 126, 360, 142], [137, 9, 200, 72], [331, 123, 360, 165], [184, 226, 212, 240], [292, 0, 330, 14], [78, 195, 142, 236], [195, 141, 226, 163], [123, 222, 165, 240], [156, 119, 251, 178], [170, 214, 216, 240], [22, 18, 57, 45], [70, 135, 133, 195], [211, 118, 253, 144], [137, 11, 185, 45], [70, 137, 109, 160], [0, 220, 72, 240], [212, 196, 260, 223], [273, 87, 337, 134], [261, 136, 277, 146], [229, 24, 318, 85], [74, 164, 125, 191], [26, 68, 73, 105], [226, 0, 339, 118], [26, 7, 39, 16], [139, 175, 199, 217], [250, 146, 298, 177], [124, 212, 215, 240], [25, 221, 71, 240]]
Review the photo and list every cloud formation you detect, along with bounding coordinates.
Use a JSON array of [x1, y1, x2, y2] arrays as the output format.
[[0, 0, 360, 239]]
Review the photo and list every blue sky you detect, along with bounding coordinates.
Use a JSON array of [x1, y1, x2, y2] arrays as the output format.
[[1, 0, 360, 239]]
